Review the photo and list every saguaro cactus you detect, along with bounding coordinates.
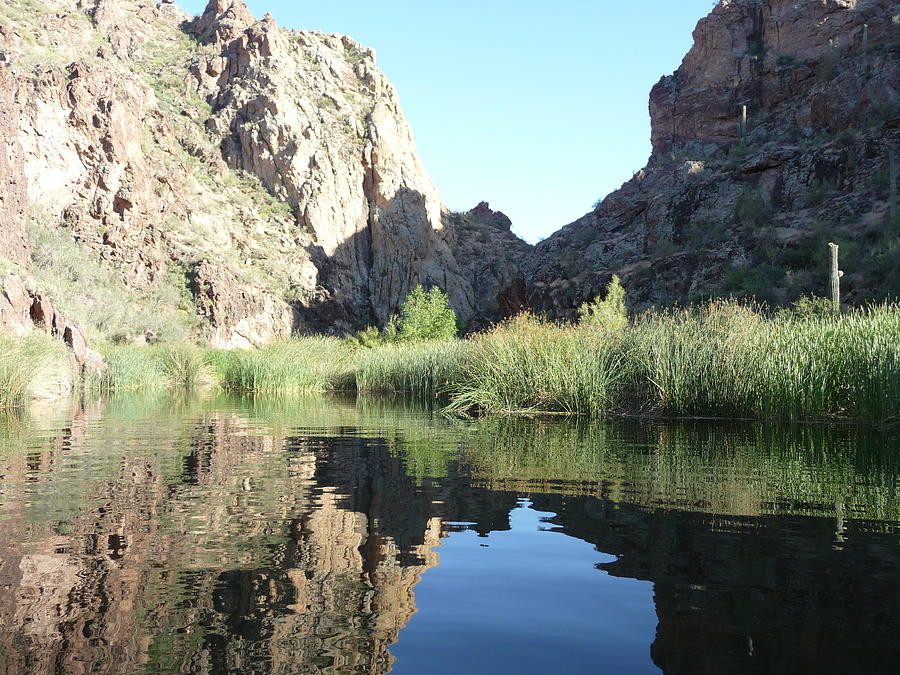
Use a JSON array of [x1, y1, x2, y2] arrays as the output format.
[[828, 242, 842, 313], [890, 149, 897, 228], [739, 104, 748, 146]]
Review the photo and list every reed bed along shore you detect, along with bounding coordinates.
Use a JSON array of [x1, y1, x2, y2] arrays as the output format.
[[356, 301, 899, 426], [3, 301, 897, 425], [0, 331, 72, 408], [94, 338, 352, 394]]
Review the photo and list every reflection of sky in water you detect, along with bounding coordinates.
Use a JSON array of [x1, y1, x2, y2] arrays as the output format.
[[392, 499, 658, 674], [0, 394, 897, 674]]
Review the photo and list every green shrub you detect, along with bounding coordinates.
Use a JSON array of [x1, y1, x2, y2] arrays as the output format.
[[725, 263, 784, 302], [578, 275, 628, 331], [346, 325, 385, 349], [732, 186, 773, 227], [805, 179, 836, 208], [775, 53, 795, 68], [395, 285, 459, 342], [350, 285, 459, 347], [778, 294, 834, 319]]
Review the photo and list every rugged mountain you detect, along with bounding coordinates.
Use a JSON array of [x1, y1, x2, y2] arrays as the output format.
[[526, 0, 899, 315], [1, 0, 896, 354], [0, 0, 529, 348]]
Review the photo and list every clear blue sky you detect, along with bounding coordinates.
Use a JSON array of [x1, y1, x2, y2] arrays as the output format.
[[178, 1, 714, 242]]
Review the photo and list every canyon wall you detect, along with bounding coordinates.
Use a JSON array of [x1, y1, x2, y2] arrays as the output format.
[[0, 0, 528, 348], [526, 0, 899, 314], [1, 0, 897, 350]]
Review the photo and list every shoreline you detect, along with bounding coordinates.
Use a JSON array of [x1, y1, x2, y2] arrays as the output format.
[[3, 301, 898, 428]]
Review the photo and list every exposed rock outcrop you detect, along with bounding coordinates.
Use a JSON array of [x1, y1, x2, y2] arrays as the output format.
[[0, 0, 528, 346], [446, 203, 532, 328], [1, 273, 102, 370], [526, 0, 899, 314], [0, 68, 29, 268]]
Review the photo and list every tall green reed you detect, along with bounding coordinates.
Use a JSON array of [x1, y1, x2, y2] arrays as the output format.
[[98, 343, 211, 391], [214, 337, 352, 393], [444, 314, 628, 417], [355, 340, 469, 400], [0, 331, 72, 407]]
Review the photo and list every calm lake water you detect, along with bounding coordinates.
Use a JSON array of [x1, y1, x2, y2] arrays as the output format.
[[0, 394, 897, 674]]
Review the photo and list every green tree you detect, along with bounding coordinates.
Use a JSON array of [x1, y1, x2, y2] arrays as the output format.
[[345, 286, 458, 347], [396, 285, 459, 342], [579, 275, 628, 330]]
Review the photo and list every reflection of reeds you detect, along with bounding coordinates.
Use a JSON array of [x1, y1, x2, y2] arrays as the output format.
[[449, 418, 900, 521]]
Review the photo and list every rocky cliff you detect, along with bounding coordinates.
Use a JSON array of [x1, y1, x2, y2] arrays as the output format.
[[526, 0, 899, 314], [0, 0, 529, 348], [1, 0, 897, 350]]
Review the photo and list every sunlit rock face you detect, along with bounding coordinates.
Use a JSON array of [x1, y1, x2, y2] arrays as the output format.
[[526, 0, 899, 314], [0, 69, 30, 269], [189, 0, 479, 330], [0, 0, 528, 345], [1, 0, 895, 343]]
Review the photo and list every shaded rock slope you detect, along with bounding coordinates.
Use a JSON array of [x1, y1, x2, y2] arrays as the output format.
[[527, 0, 899, 315], [0, 0, 529, 347]]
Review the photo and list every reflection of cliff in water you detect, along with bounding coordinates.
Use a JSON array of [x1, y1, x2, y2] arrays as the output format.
[[529, 493, 899, 674], [0, 398, 897, 674], [0, 411, 457, 674]]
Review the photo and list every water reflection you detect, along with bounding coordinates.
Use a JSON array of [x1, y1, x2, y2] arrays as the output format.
[[0, 394, 897, 673]]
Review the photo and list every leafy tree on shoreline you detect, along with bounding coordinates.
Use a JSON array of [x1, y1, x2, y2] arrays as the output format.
[[349, 285, 458, 347]]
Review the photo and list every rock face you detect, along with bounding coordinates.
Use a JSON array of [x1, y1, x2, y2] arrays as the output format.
[[189, 0, 488, 330], [0, 0, 528, 347], [1, 0, 895, 344], [446, 203, 532, 328], [526, 0, 899, 315], [0, 68, 29, 269], [1, 273, 102, 370]]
